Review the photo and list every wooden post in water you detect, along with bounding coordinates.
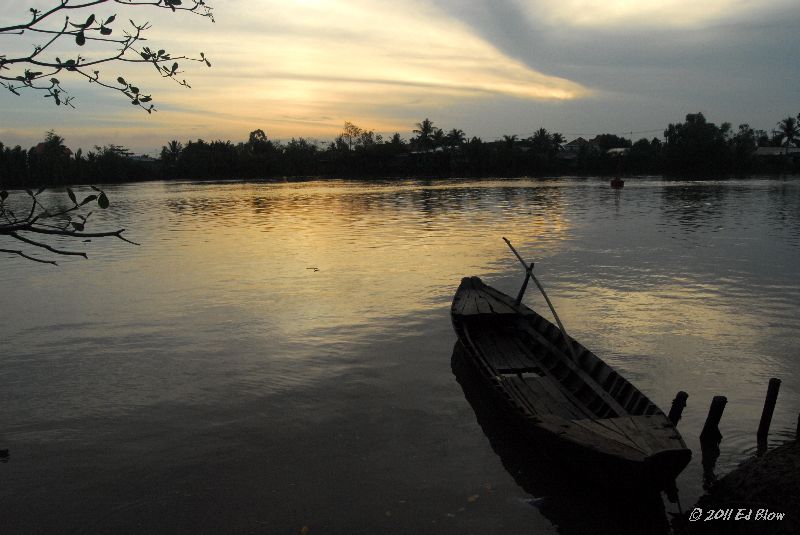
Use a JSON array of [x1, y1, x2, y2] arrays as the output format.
[[796, 412, 800, 441], [700, 396, 727, 490], [668, 391, 689, 425], [757, 378, 781, 450], [700, 396, 727, 447]]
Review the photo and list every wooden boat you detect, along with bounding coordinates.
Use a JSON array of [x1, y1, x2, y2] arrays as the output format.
[[451, 276, 691, 491]]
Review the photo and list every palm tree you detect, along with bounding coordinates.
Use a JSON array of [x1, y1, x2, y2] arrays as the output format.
[[412, 118, 436, 151], [445, 128, 466, 148], [529, 128, 552, 153], [160, 140, 183, 166], [43, 130, 66, 151], [775, 116, 800, 150], [502, 134, 518, 150], [431, 127, 445, 149], [30, 130, 71, 183]]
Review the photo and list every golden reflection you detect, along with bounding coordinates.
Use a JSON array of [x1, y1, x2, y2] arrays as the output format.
[[156, 181, 571, 338]]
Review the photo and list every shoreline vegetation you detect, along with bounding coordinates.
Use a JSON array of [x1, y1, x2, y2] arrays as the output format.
[[2, 112, 799, 189]]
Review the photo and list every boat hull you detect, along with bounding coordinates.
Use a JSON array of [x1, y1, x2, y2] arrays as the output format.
[[451, 276, 691, 490]]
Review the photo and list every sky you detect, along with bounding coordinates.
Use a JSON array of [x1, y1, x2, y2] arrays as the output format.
[[1, 0, 798, 155]]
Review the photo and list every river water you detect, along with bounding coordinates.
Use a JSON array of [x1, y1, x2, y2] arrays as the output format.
[[2, 177, 799, 533]]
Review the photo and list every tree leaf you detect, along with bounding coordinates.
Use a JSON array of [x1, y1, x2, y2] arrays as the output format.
[[76, 32, 86, 46], [66, 187, 77, 204], [106, 15, 116, 24], [80, 194, 97, 206], [117, 77, 126, 85], [97, 193, 110, 209]]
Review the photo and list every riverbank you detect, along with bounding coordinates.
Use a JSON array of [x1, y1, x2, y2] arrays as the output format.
[[688, 439, 799, 534]]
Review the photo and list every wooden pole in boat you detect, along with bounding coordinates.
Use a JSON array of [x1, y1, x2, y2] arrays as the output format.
[[502, 237, 581, 363], [515, 263, 533, 305], [530, 274, 581, 363], [757, 378, 781, 450], [503, 237, 528, 267], [502, 237, 534, 305]]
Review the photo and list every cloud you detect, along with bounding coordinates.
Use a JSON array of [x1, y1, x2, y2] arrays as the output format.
[[1, 0, 797, 152], [120, 0, 589, 135], [1, 0, 592, 148], [432, 0, 800, 135], [513, 0, 773, 29]]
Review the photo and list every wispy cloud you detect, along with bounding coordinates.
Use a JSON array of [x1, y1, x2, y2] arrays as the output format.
[[1, 0, 797, 152], [1, 0, 589, 149], [151, 0, 588, 134], [512, 0, 794, 29]]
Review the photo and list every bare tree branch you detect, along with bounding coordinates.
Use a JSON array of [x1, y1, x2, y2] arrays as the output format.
[[0, 247, 59, 265], [1, 186, 137, 264], [10, 231, 88, 258]]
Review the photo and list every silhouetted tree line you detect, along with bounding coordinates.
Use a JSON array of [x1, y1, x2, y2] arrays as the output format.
[[2, 112, 799, 188], [1, 131, 160, 188]]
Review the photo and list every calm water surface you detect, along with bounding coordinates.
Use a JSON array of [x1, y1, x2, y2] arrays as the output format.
[[2, 177, 799, 533]]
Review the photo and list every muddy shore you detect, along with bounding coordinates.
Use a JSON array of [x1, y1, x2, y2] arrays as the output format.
[[685, 440, 798, 534]]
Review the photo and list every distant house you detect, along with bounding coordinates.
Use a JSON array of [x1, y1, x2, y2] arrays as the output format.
[[558, 137, 597, 161], [607, 147, 629, 156], [755, 147, 800, 157], [561, 137, 591, 153], [125, 154, 160, 170], [128, 154, 158, 163]]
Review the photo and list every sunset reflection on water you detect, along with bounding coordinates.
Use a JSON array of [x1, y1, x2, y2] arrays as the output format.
[[2, 177, 798, 533]]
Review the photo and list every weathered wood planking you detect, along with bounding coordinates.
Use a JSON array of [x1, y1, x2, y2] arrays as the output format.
[[451, 276, 691, 489]]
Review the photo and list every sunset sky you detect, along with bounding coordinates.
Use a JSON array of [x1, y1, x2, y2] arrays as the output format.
[[1, 0, 798, 154]]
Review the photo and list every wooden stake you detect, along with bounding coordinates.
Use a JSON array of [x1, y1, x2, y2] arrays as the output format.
[[700, 396, 727, 490], [668, 391, 689, 425], [757, 378, 781, 448], [796, 412, 799, 441], [700, 396, 727, 446]]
